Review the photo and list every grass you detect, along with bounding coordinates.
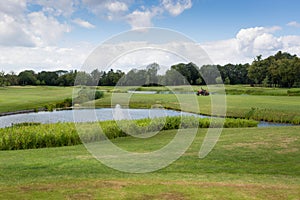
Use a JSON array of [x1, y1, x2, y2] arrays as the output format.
[[0, 86, 73, 113], [111, 85, 300, 96], [0, 126, 299, 199], [213, 84, 298, 96], [0, 116, 258, 150], [91, 92, 300, 124], [1, 85, 299, 199], [1, 85, 299, 124]]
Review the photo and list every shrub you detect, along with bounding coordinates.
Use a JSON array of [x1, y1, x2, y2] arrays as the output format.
[[73, 88, 104, 104]]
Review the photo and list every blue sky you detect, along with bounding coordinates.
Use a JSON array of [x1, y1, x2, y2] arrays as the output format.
[[1, 0, 300, 72]]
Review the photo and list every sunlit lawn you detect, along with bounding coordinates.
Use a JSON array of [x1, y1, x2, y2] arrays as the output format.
[[0, 127, 299, 199], [0, 86, 73, 113]]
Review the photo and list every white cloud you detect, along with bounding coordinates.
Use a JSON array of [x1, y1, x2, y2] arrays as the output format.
[[30, 0, 76, 16], [82, 0, 190, 28], [0, 0, 27, 17], [126, 10, 154, 29], [253, 33, 282, 52], [83, 41, 212, 73], [105, 1, 128, 13], [0, 1, 71, 47], [27, 12, 71, 46], [0, 14, 36, 47], [73, 18, 95, 29], [201, 39, 244, 65], [162, 0, 192, 16], [126, 7, 163, 29], [236, 26, 281, 55], [202, 26, 300, 65], [82, 0, 129, 16], [0, 43, 96, 73], [287, 21, 300, 28]]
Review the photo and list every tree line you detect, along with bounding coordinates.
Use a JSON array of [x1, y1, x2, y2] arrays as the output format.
[[0, 51, 299, 88]]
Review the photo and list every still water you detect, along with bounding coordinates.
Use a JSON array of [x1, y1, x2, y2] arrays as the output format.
[[0, 108, 293, 128]]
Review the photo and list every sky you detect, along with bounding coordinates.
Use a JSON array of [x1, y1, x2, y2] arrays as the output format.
[[1, 0, 300, 73]]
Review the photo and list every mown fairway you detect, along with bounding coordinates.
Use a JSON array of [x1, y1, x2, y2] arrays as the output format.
[[0, 127, 299, 199], [0, 86, 300, 199], [92, 92, 300, 123], [0, 86, 73, 113], [1, 86, 300, 123]]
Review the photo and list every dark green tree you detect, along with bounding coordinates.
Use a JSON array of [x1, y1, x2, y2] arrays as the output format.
[[18, 70, 37, 85]]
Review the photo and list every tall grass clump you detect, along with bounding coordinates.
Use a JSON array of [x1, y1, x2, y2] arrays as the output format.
[[0, 123, 80, 150], [287, 88, 300, 96], [0, 116, 258, 150], [244, 107, 300, 124]]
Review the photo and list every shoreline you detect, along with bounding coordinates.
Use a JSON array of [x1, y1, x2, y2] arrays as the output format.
[[0, 107, 297, 126], [0, 109, 43, 117]]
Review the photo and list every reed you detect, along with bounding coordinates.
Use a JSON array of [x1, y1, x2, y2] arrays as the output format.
[[0, 116, 258, 150]]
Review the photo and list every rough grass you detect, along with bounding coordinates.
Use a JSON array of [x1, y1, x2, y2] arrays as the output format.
[[0, 127, 299, 199], [0, 116, 258, 150]]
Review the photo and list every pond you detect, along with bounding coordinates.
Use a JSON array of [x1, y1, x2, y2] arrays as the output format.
[[0, 107, 294, 128], [0, 108, 202, 128]]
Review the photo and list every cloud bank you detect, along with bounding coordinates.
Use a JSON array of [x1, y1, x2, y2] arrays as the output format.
[[0, 1, 300, 73], [202, 26, 300, 65]]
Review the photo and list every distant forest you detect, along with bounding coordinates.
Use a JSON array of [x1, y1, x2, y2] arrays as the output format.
[[1, 51, 300, 88]]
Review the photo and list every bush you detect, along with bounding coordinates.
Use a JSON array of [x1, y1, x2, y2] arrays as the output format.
[[74, 88, 104, 104], [95, 90, 104, 99], [55, 98, 73, 108]]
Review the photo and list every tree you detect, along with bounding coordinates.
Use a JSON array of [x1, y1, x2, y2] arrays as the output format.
[[199, 65, 219, 84], [56, 70, 76, 86], [170, 62, 200, 85], [215, 76, 223, 85], [90, 69, 103, 86], [5, 71, 19, 86], [248, 59, 269, 85], [0, 71, 8, 86], [248, 51, 300, 87], [164, 68, 186, 86], [37, 71, 58, 85], [99, 69, 124, 86], [18, 70, 37, 85], [74, 71, 92, 86], [145, 63, 159, 85]]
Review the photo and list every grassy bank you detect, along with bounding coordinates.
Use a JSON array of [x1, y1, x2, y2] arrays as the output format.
[[1, 85, 299, 124], [92, 92, 300, 124], [0, 126, 299, 199], [0, 86, 73, 113], [0, 116, 258, 150], [108, 85, 300, 96]]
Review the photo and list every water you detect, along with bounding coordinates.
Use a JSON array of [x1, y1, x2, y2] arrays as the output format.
[[0, 107, 201, 128], [257, 121, 294, 127], [0, 107, 294, 128]]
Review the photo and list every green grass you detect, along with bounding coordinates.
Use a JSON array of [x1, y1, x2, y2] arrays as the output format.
[[91, 92, 300, 124], [0, 86, 73, 113], [111, 85, 300, 96], [0, 127, 299, 199], [0, 117, 258, 150], [214, 85, 295, 96], [1, 85, 299, 124]]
